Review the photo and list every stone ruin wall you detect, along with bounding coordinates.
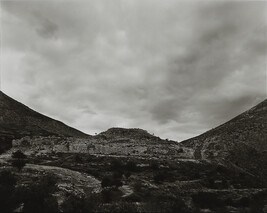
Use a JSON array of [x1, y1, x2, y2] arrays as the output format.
[[12, 136, 194, 158]]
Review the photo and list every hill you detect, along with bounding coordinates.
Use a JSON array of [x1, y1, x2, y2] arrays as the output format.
[[98, 127, 156, 140], [181, 99, 267, 181], [0, 91, 89, 151]]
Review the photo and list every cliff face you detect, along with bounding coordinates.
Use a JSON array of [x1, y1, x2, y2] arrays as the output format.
[[0, 91, 89, 151]]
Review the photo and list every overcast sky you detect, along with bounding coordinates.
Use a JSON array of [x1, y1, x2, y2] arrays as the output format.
[[1, 0, 266, 141]]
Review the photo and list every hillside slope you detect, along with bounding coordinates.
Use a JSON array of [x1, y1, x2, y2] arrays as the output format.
[[0, 91, 89, 151], [181, 99, 267, 180]]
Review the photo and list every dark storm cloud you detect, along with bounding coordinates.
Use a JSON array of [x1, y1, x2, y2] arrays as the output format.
[[1, 0, 266, 141]]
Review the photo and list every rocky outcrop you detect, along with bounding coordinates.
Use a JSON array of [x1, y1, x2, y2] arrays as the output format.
[[12, 134, 194, 159]]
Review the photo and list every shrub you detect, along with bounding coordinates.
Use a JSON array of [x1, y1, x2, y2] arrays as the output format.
[[225, 197, 234, 206], [125, 161, 137, 171], [111, 159, 124, 171], [20, 175, 59, 212], [193, 173, 201, 179], [39, 175, 58, 193], [74, 154, 83, 163], [101, 176, 112, 188], [113, 171, 123, 179], [0, 171, 18, 211], [153, 172, 166, 184], [0, 170, 17, 187], [102, 189, 113, 203], [61, 195, 94, 213], [133, 181, 143, 192], [101, 188, 122, 203], [12, 150, 27, 159], [12, 159, 26, 171], [249, 191, 267, 213], [42, 196, 59, 212], [124, 192, 142, 202], [169, 197, 189, 213], [150, 162, 159, 170], [125, 172, 131, 179], [101, 175, 123, 188], [104, 202, 139, 213], [192, 192, 223, 209], [21, 139, 30, 146], [113, 179, 123, 188], [177, 148, 184, 153], [238, 197, 250, 207]]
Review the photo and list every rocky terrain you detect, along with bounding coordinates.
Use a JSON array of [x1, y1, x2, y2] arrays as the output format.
[[181, 99, 267, 184], [10, 130, 192, 159], [0, 91, 267, 212]]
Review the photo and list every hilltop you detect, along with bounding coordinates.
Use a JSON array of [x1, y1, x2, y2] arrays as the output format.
[[97, 127, 177, 144], [98, 127, 156, 140]]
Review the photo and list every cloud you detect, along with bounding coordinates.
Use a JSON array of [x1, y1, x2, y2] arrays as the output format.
[[35, 17, 58, 39], [1, 0, 266, 141]]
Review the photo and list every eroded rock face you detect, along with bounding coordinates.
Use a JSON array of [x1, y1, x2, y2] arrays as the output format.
[[12, 135, 194, 159]]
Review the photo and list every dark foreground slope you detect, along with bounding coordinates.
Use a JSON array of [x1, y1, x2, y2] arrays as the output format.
[[0, 91, 89, 151], [182, 99, 267, 182]]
